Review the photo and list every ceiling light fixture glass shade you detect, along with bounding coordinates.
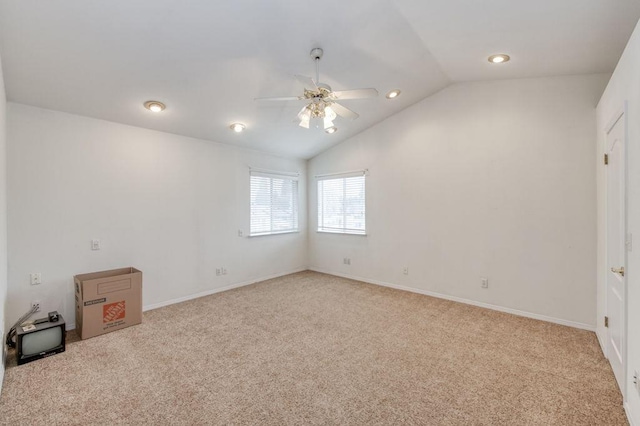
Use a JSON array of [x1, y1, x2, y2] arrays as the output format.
[[297, 102, 340, 129], [323, 106, 337, 130], [386, 89, 401, 99], [230, 122, 246, 132], [488, 54, 510, 64], [144, 101, 166, 112], [298, 106, 312, 129]]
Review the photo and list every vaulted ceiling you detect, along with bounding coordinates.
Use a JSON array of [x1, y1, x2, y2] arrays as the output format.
[[1, 1, 639, 158]]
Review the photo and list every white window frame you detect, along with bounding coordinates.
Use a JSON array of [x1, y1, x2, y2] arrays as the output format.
[[316, 170, 367, 235], [250, 168, 299, 237]]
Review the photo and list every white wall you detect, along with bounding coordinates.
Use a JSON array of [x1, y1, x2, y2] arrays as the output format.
[[597, 20, 640, 424], [0, 47, 8, 388], [308, 74, 608, 329], [6, 103, 307, 329]]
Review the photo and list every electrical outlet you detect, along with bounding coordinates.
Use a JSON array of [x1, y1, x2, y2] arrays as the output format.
[[30, 273, 42, 285], [481, 277, 489, 289], [238, 230, 243, 237], [91, 239, 101, 250], [222, 267, 228, 275], [634, 371, 640, 394], [215, 268, 221, 276], [403, 267, 409, 275], [31, 300, 41, 312]]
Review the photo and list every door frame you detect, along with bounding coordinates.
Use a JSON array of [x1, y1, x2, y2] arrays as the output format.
[[604, 102, 628, 398]]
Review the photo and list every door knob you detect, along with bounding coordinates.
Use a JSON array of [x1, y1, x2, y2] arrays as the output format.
[[611, 266, 625, 277]]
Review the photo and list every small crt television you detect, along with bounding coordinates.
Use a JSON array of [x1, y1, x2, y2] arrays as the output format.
[[16, 314, 66, 365]]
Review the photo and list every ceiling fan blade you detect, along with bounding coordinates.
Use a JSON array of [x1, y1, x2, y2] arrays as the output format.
[[330, 102, 359, 120], [331, 88, 378, 100], [254, 96, 305, 101], [295, 74, 318, 90]]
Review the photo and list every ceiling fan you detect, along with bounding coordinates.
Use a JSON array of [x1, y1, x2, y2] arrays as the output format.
[[255, 48, 378, 132]]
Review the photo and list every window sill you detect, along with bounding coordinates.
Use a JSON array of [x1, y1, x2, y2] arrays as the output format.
[[249, 230, 300, 238], [317, 230, 367, 236]]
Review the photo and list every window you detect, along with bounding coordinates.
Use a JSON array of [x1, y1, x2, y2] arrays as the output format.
[[250, 170, 299, 236], [317, 171, 366, 235]]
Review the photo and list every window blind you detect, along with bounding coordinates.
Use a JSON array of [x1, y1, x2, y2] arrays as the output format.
[[317, 171, 366, 235], [250, 170, 299, 236]]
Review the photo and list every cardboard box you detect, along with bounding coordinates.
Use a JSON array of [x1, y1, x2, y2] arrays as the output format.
[[74, 267, 142, 340]]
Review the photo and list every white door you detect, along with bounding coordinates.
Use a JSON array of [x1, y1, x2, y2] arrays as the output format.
[[606, 109, 626, 394]]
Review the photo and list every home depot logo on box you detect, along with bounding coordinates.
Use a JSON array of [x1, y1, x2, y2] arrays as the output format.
[[103, 301, 126, 323]]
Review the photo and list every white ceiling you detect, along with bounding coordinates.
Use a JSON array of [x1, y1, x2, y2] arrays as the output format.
[[1, 1, 639, 159]]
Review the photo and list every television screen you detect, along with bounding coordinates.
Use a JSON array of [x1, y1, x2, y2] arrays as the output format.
[[21, 326, 63, 356]]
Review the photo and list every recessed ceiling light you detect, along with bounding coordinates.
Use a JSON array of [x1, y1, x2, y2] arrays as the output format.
[[144, 101, 165, 112], [230, 123, 246, 133], [386, 89, 401, 99], [325, 126, 338, 134], [488, 54, 510, 64]]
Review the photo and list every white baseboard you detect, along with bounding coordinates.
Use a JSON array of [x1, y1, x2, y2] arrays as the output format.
[[596, 328, 607, 357], [309, 268, 595, 332], [67, 267, 595, 333], [64, 268, 308, 332], [626, 402, 637, 426], [142, 267, 307, 312]]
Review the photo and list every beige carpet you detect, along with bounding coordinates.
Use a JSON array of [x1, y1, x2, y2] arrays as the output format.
[[0, 271, 627, 425]]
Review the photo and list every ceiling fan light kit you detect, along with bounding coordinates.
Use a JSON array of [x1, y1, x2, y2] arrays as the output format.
[[256, 47, 379, 132]]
